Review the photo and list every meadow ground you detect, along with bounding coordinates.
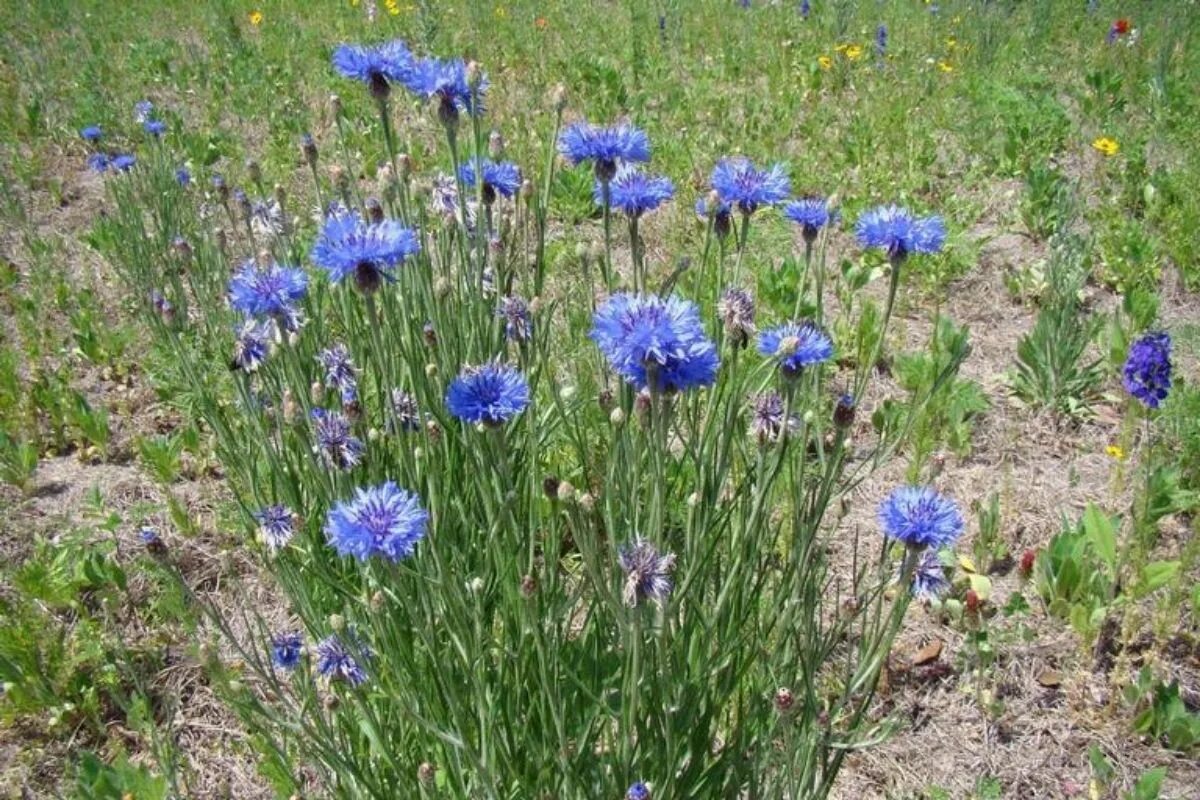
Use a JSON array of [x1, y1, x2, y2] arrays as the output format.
[[1, 1, 1198, 798]]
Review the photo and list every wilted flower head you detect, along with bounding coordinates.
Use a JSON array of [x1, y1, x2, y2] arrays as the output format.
[[558, 120, 651, 182], [446, 362, 530, 425], [389, 389, 421, 432], [596, 164, 674, 217], [749, 391, 798, 445], [310, 211, 420, 294], [134, 100, 154, 123], [317, 344, 359, 404], [80, 125, 102, 143], [591, 293, 720, 393], [332, 40, 414, 99], [139, 526, 165, 554], [175, 167, 191, 186], [112, 154, 137, 172], [232, 319, 272, 372], [784, 196, 837, 241], [314, 634, 370, 685], [428, 173, 460, 219], [1122, 331, 1172, 409], [497, 296, 533, 342], [254, 505, 296, 551], [710, 157, 790, 214], [405, 57, 486, 121], [249, 197, 286, 239], [228, 261, 308, 321], [87, 153, 111, 173], [878, 486, 964, 550], [310, 408, 365, 471], [717, 286, 756, 347], [618, 538, 676, 608], [325, 480, 429, 561], [909, 548, 950, 602], [855, 205, 945, 261], [757, 321, 833, 376], [695, 194, 734, 238], [271, 631, 303, 670], [458, 157, 521, 203]]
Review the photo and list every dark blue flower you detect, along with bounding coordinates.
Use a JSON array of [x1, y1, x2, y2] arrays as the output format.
[[315, 634, 370, 685], [311, 408, 365, 471], [627, 782, 652, 800], [558, 120, 651, 181], [111, 154, 137, 172], [591, 293, 720, 393], [310, 211, 420, 293], [404, 57, 486, 119], [497, 296, 532, 342], [855, 205, 945, 260], [757, 321, 833, 376], [458, 158, 521, 201], [878, 486, 964, 550], [87, 153, 111, 173], [144, 119, 167, 137], [711, 157, 790, 215], [909, 548, 950, 602], [255, 505, 296, 552], [875, 24, 888, 59], [232, 319, 272, 372], [446, 362, 530, 425], [80, 125, 102, 143], [784, 196, 837, 240], [317, 344, 359, 404], [596, 165, 674, 217], [228, 261, 308, 320], [1122, 331, 1172, 409], [332, 40, 415, 99], [800, 0, 811, 19], [619, 538, 676, 608], [325, 481, 429, 562], [175, 167, 191, 186], [271, 631, 303, 670]]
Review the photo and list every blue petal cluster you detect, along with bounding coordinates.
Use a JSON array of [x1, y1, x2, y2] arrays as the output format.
[[311, 408, 365, 471], [317, 344, 359, 404], [1122, 331, 1172, 409], [405, 57, 485, 116], [596, 165, 675, 217], [878, 486, 964, 550], [112, 154, 137, 172], [254, 505, 296, 551], [626, 782, 652, 800], [909, 548, 950, 602], [445, 362, 530, 425], [315, 634, 370, 685], [271, 631, 303, 670], [618, 538, 676, 608], [458, 158, 521, 199], [497, 296, 532, 342], [558, 121, 651, 178], [591, 294, 720, 393], [228, 261, 308, 320], [783, 197, 837, 239], [710, 157, 790, 214], [757, 321, 834, 376], [88, 153, 111, 173], [332, 40, 414, 95], [80, 125, 102, 143], [232, 319, 272, 372], [855, 205, 946, 260], [325, 481, 429, 562], [144, 119, 167, 137], [310, 212, 420, 291]]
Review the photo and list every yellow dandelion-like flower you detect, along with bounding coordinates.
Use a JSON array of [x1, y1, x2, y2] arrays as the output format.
[[1092, 137, 1120, 156], [494, 4, 507, 17], [249, 10, 263, 25], [937, 60, 954, 73], [385, 0, 399, 13], [946, 37, 958, 49], [845, 44, 864, 60], [1105, 444, 1126, 461], [834, 43, 850, 54], [818, 55, 833, 70]]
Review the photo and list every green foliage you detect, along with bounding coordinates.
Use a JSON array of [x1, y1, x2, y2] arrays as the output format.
[[1034, 504, 1117, 638], [971, 492, 1006, 576], [1021, 162, 1073, 240], [74, 752, 169, 800], [1126, 668, 1200, 753]]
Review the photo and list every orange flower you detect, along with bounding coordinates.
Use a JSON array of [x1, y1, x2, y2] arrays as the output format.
[[535, 16, 548, 29]]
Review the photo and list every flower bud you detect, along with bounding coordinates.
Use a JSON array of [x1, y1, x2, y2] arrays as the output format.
[[329, 94, 342, 116], [370, 590, 385, 611], [488, 130, 505, 159], [520, 574, 537, 597], [556, 481, 576, 503], [328, 614, 345, 632], [520, 179, 534, 199], [833, 393, 856, 428], [1019, 549, 1037, 578], [773, 687, 795, 713], [310, 381, 324, 404], [301, 133, 319, 167], [609, 407, 626, 427], [365, 197, 384, 224], [551, 83, 567, 112], [424, 363, 438, 378], [542, 476, 561, 499], [577, 492, 595, 512], [397, 153, 412, 181], [418, 762, 436, 785]]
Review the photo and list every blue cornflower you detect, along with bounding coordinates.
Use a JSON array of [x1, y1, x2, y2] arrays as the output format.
[[112, 154, 137, 172], [228, 261, 308, 320], [310, 408, 365, 471], [310, 211, 420, 294], [696, 194, 734, 238], [1123, 331, 1172, 409], [87, 153, 111, 173], [855, 205, 945, 261], [317, 344, 359, 404], [878, 486, 964, 550], [710, 157, 790, 215], [800, 0, 811, 19], [271, 631, 303, 670], [325, 481, 429, 562], [558, 120, 651, 182], [144, 119, 167, 137], [232, 319, 272, 372], [175, 167, 191, 186], [875, 24, 888, 59], [254, 505, 296, 552], [596, 165, 674, 218], [458, 158, 521, 202], [80, 125, 102, 143], [445, 362, 530, 426], [627, 782, 652, 800], [591, 293, 720, 393], [784, 196, 837, 241], [497, 296, 532, 342], [332, 40, 415, 99], [314, 634, 370, 685], [404, 57, 486, 122], [134, 100, 154, 123], [909, 548, 950, 602], [619, 538, 676, 608], [757, 321, 834, 377]]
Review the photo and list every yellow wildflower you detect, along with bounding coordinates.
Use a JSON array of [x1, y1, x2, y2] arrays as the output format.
[[1105, 444, 1126, 461], [817, 55, 833, 70], [844, 44, 864, 60], [946, 37, 958, 50], [494, 4, 507, 17], [248, 10, 263, 25], [937, 60, 954, 73], [1092, 137, 1120, 156], [834, 43, 850, 53], [385, 0, 399, 13]]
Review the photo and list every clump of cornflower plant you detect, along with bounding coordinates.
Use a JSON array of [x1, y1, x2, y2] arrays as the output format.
[[591, 293, 720, 393], [908, 549, 950, 603], [228, 260, 308, 327], [325, 481, 429, 561], [619, 538, 676, 608], [749, 391, 799, 446], [231, 319, 272, 372], [757, 321, 833, 378], [458, 157, 521, 204], [310, 211, 420, 294], [597, 164, 674, 218], [784, 196, 837, 243], [332, 39, 414, 100], [271, 631, 304, 670], [315, 634, 370, 686], [717, 286, 756, 348], [310, 408, 365, 471], [1122, 331, 1172, 409], [498, 296, 532, 343], [254, 505, 296, 552], [855, 205, 945, 263], [317, 344, 359, 404], [445, 362, 530, 426], [710, 157, 790, 216], [878, 486, 964, 550], [558, 120, 651, 183]]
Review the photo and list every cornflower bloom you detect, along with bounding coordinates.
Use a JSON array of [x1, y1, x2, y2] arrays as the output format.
[[325, 481, 429, 561], [445, 362, 530, 425], [1122, 331, 1172, 409], [591, 294, 719, 393], [618, 538, 676, 608], [878, 486, 964, 550]]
